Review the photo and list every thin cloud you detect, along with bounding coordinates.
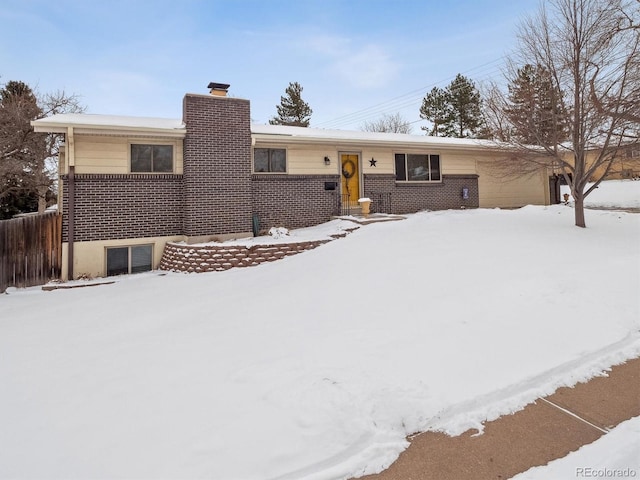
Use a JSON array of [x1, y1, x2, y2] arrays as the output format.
[[332, 45, 399, 88], [305, 34, 400, 89]]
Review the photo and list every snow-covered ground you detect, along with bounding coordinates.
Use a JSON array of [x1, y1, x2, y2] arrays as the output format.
[[562, 178, 640, 208], [1, 180, 639, 480]]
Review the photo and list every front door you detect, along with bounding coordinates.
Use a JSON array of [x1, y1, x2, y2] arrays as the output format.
[[340, 153, 360, 206]]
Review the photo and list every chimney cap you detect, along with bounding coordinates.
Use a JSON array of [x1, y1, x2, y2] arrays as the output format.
[[208, 82, 230, 90]]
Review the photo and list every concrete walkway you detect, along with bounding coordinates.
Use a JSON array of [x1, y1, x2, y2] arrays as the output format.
[[358, 357, 640, 480]]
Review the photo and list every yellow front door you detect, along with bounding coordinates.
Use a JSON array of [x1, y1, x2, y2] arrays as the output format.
[[341, 154, 359, 205]]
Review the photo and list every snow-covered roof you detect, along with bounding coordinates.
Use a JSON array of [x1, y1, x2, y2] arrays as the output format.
[[251, 123, 499, 149], [32, 113, 186, 137], [32, 113, 503, 150]]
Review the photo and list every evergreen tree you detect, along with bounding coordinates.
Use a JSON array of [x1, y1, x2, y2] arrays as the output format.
[[269, 81, 312, 127], [1, 80, 83, 217], [446, 74, 484, 138], [1, 81, 47, 217], [1, 81, 44, 166], [419, 87, 451, 136], [0, 176, 38, 219], [505, 64, 567, 145], [419, 75, 484, 138]]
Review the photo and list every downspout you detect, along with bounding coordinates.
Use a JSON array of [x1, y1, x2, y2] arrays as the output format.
[[67, 127, 75, 280]]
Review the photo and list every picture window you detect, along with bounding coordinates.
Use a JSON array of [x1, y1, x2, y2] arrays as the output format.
[[395, 153, 441, 182]]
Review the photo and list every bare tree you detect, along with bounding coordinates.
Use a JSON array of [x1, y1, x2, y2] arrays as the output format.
[[589, 0, 640, 125], [490, 0, 639, 227], [362, 112, 412, 134], [35, 89, 84, 212], [480, 82, 512, 142]]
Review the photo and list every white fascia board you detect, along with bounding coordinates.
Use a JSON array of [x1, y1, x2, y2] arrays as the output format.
[[31, 114, 186, 138], [250, 124, 511, 152], [32, 122, 186, 138], [251, 132, 503, 152], [73, 125, 186, 137]]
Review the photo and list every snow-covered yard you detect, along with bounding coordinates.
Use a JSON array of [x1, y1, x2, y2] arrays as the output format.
[[1, 180, 639, 480], [562, 178, 640, 208]]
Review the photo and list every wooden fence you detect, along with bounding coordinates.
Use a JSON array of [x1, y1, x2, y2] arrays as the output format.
[[0, 212, 62, 293]]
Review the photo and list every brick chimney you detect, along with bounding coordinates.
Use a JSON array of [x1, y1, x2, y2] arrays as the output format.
[[182, 84, 252, 242], [208, 82, 230, 97]]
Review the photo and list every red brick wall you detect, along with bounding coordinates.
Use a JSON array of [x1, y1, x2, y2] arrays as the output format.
[[61, 93, 481, 247], [251, 174, 341, 230], [60, 174, 183, 242], [183, 94, 253, 236], [364, 173, 479, 213]]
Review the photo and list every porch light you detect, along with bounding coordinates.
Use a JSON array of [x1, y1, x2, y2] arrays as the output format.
[[324, 156, 331, 165]]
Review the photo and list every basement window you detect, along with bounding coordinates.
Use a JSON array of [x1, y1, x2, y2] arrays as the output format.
[[131, 144, 173, 173], [395, 153, 441, 182], [253, 148, 286, 173], [106, 245, 152, 276]]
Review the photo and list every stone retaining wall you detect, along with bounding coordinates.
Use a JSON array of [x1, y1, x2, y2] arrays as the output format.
[[159, 239, 331, 273]]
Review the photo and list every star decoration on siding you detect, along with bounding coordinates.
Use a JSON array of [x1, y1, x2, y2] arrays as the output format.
[[369, 158, 377, 167]]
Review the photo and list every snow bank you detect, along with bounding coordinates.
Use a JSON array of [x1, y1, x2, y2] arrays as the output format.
[[561, 179, 640, 208]]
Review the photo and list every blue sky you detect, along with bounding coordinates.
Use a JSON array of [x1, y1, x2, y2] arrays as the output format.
[[1, 0, 539, 130]]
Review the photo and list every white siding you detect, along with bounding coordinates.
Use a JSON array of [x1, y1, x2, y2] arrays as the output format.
[[73, 135, 184, 174], [255, 143, 480, 176], [477, 160, 548, 207]]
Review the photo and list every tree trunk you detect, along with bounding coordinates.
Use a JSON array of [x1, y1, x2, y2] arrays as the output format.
[[37, 184, 47, 214], [573, 193, 586, 228]]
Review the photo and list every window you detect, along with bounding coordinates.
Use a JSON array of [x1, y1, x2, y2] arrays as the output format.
[[106, 245, 152, 276], [254, 148, 286, 173], [395, 153, 441, 182], [131, 144, 173, 172]]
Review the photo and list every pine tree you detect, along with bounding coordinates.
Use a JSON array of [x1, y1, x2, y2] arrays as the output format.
[[1, 81, 47, 217], [419, 87, 451, 136], [419, 75, 484, 138], [506, 64, 567, 145], [269, 82, 313, 127], [1, 80, 83, 217], [446, 74, 484, 138]]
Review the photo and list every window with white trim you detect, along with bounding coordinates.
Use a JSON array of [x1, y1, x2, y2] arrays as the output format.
[[106, 245, 152, 276], [131, 144, 173, 173], [254, 148, 286, 173], [395, 153, 441, 182]]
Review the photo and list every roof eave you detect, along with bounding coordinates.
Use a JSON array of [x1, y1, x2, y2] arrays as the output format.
[[251, 132, 499, 151], [31, 120, 186, 138]]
